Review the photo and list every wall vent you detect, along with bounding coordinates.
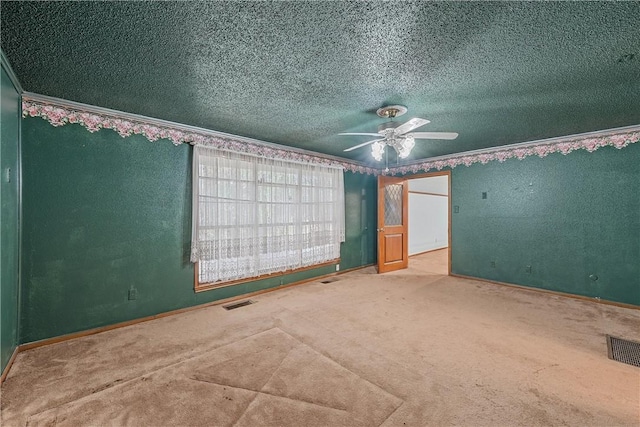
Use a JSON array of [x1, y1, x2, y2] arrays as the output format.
[[606, 335, 640, 368], [223, 300, 255, 311]]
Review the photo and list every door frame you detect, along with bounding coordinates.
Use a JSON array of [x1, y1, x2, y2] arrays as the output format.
[[403, 170, 452, 276]]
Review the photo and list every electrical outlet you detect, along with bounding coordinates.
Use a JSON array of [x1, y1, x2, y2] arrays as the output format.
[[490, 261, 496, 268], [336, 264, 340, 271], [525, 265, 532, 274], [482, 192, 487, 199], [128, 288, 137, 300], [453, 205, 460, 213]]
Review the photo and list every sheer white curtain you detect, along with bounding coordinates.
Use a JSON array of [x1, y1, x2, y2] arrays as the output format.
[[191, 145, 345, 284]]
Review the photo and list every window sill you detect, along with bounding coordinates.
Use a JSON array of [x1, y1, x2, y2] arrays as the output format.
[[194, 258, 340, 293]]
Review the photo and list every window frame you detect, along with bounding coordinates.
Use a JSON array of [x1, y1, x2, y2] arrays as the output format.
[[194, 258, 339, 292], [192, 147, 344, 292]]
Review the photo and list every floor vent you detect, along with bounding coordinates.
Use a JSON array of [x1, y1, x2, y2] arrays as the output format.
[[223, 300, 255, 311], [607, 335, 640, 368]]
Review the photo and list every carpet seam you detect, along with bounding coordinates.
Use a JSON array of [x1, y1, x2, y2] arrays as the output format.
[[190, 376, 349, 414], [19, 326, 280, 421], [377, 401, 405, 426], [273, 315, 408, 404], [230, 345, 296, 426]]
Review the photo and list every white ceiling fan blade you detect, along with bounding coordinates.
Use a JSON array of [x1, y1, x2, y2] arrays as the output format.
[[394, 118, 430, 135], [338, 132, 381, 137], [410, 132, 459, 140], [343, 139, 384, 152]]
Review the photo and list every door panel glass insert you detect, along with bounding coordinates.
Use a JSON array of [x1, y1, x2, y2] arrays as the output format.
[[384, 184, 402, 226]]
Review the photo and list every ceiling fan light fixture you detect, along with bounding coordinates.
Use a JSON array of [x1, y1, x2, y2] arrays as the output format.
[[371, 140, 385, 161], [340, 105, 457, 160], [370, 135, 415, 161], [397, 135, 415, 159]]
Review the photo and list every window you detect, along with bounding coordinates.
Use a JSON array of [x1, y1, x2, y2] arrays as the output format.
[[190, 146, 345, 289]]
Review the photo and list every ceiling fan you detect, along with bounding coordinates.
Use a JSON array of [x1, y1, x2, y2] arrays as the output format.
[[339, 105, 458, 161]]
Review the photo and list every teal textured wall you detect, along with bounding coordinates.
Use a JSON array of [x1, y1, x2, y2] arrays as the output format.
[[1, 64, 21, 371], [451, 143, 640, 306], [342, 171, 377, 270], [20, 117, 377, 343]]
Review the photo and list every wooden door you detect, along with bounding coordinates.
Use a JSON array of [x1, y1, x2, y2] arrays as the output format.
[[377, 176, 409, 273]]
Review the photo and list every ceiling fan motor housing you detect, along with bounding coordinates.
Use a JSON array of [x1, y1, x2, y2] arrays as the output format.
[[378, 121, 401, 134]]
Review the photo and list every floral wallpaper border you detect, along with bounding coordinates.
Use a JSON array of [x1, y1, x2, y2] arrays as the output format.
[[22, 98, 379, 175], [387, 130, 639, 176], [23, 98, 639, 177]]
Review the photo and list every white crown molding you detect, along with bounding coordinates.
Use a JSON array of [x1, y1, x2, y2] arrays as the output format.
[[386, 125, 640, 176], [21, 92, 379, 175], [21, 92, 639, 177]]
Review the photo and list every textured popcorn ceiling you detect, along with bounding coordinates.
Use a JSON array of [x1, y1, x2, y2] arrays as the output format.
[[2, 1, 639, 164]]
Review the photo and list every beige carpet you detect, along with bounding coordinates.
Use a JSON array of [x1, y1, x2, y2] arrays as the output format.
[[2, 249, 639, 426]]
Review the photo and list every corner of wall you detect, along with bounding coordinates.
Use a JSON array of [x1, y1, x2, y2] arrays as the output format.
[[0, 51, 23, 375]]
